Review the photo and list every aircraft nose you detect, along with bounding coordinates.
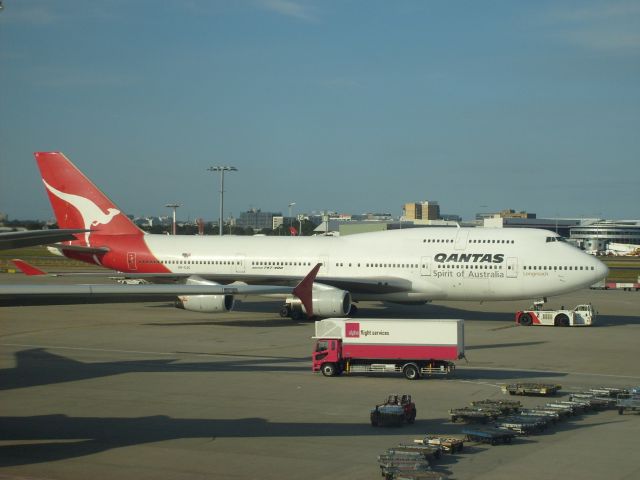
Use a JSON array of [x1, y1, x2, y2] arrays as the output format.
[[593, 257, 609, 280]]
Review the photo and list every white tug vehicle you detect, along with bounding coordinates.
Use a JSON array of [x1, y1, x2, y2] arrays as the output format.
[[515, 302, 595, 327]]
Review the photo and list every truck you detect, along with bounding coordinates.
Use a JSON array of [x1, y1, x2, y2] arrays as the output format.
[[312, 318, 464, 380], [515, 304, 595, 327], [591, 275, 640, 291]]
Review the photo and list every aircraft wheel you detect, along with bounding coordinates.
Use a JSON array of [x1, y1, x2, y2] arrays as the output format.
[[279, 306, 290, 318]]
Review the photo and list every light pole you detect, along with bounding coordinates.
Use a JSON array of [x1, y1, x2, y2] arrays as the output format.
[[288, 202, 296, 234], [207, 166, 237, 236], [165, 203, 181, 235]]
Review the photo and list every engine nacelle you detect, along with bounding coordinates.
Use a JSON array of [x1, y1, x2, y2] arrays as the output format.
[[175, 277, 235, 313], [310, 284, 352, 317], [175, 294, 235, 313]]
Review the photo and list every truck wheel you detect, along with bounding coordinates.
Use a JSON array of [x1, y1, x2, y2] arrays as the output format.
[[555, 314, 570, 327], [321, 363, 336, 377], [618, 407, 624, 415], [403, 364, 420, 380], [519, 313, 533, 326]]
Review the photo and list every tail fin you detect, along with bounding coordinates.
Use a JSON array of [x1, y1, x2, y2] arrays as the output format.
[[34, 152, 143, 245]]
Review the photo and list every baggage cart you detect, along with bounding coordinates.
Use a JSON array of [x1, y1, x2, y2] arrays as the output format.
[[502, 383, 561, 396], [449, 406, 501, 423], [616, 389, 640, 415], [471, 399, 522, 414], [462, 426, 516, 445], [415, 435, 464, 454], [495, 415, 548, 435]]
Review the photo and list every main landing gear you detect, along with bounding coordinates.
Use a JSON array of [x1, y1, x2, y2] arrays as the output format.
[[279, 304, 306, 321]]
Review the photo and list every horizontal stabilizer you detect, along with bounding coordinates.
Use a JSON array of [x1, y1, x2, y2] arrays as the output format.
[[11, 259, 47, 276], [48, 244, 110, 254]]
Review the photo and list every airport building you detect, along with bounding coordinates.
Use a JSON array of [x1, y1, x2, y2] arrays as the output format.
[[236, 209, 283, 231], [403, 201, 440, 221], [569, 220, 640, 254]]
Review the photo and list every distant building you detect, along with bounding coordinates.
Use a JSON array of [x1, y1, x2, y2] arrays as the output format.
[[477, 209, 536, 221], [483, 216, 581, 237], [403, 201, 440, 221], [237, 209, 282, 231], [570, 220, 640, 253]]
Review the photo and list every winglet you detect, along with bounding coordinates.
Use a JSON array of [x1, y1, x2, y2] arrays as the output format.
[[292, 263, 321, 317], [12, 259, 47, 276]]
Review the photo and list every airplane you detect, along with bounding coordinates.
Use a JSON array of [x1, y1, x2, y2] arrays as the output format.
[[6, 151, 608, 319]]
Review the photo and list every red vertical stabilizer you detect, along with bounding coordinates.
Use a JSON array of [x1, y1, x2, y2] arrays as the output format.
[[34, 152, 143, 246]]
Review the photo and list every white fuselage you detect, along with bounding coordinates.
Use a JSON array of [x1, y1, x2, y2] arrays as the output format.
[[132, 227, 607, 302]]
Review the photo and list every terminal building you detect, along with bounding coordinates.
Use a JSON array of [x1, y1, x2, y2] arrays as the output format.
[[569, 220, 640, 254]]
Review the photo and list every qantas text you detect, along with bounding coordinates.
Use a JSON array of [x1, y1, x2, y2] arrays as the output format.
[[434, 253, 504, 264]]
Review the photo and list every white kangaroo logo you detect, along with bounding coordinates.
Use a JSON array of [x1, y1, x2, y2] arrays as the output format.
[[43, 179, 120, 247]]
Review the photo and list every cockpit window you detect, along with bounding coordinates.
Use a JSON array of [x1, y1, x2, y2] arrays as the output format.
[[546, 237, 556, 243]]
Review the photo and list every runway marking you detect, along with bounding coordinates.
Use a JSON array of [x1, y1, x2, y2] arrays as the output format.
[[0, 343, 304, 361]]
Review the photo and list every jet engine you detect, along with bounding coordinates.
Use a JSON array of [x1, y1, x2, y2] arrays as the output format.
[[174, 277, 235, 313], [309, 283, 352, 317]]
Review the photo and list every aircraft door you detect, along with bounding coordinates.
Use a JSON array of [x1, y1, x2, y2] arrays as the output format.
[[127, 252, 137, 270], [455, 230, 469, 250], [506, 257, 518, 278], [318, 255, 329, 274], [236, 255, 245, 273], [420, 256, 431, 276]]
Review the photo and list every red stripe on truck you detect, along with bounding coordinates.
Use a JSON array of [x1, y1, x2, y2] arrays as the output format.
[[343, 344, 460, 361]]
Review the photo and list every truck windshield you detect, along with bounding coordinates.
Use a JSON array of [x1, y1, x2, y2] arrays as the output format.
[[315, 340, 329, 353]]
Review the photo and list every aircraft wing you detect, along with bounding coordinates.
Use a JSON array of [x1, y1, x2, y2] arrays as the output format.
[[0, 229, 88, 250], [0, 264, 321, 314], [10, 260, 411, 294]]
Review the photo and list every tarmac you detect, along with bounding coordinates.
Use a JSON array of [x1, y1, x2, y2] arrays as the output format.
[[1, 273, 639, 480]]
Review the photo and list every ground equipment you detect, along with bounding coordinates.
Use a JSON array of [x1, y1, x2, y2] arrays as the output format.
[[414, 436, 464, 454], [502, 383, 561, 396], [616, 388, 640, 415], [515, 304, 595, 326], [313, 318, 464, 379], [371, 394, 417, 427], [462, 426, 516, 445]]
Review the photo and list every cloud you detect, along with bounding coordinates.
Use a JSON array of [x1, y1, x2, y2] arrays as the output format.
[[256, 0, 318, 21], [545, 1, 640, 52]]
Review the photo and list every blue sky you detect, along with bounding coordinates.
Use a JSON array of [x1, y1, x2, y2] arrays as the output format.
[[1, 0, 639, 222]]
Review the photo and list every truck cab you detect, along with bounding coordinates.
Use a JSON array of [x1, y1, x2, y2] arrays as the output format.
[[312, 338, 342, 376]]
